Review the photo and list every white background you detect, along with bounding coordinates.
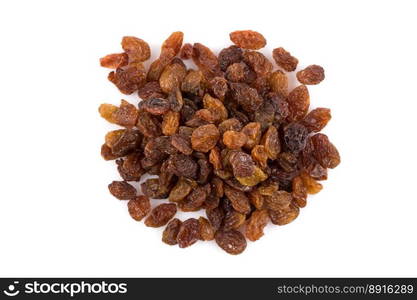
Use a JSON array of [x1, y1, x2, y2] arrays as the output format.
[[0, 0, 416, 277]]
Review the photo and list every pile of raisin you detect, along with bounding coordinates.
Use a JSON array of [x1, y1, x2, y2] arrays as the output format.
[[99, 30, 340, 255]]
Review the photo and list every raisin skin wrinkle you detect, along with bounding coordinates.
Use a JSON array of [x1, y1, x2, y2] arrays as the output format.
[[108, 181, 137, 200], [215, 230, 247, 255], [297, 65, 325, 85], [272, 47, 299, 72], [246, 209, 270, 241], [121, 36, 151, 62], [218, 45, 243, 71], [229, 30, 266, 50], [302, 108, 331, 133], [311, 133, 341, 169], [145, 203, 177, 228], [191, 124, 220, 152]]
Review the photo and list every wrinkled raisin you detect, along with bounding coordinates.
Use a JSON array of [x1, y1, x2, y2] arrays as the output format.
[[215, 229, 247, 255], [297, 65, 325, 85], [272, 47, 298, 72], [177, 218, 200, 248], [128, 195, 151, 221], [162, 218, 182, 245], [108, 181, 137, 200], [145, 203, 177, 227]]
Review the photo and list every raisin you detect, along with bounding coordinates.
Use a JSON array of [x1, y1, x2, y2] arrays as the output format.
[[138, 81, 165, 100], [142, 98, 171, 115], [218, 118, 243, 135], [245, 209, 269, 241], [225, 177, 253, 192], [218, 45, 243, 71], [162, 111, 180, 136], [258, 180, 279, 196], [209, 146, 222, 170], [223, 130, 247, 150], [277, 152, 298, 172], [145, 203, 177, 227], [287, 85, 310, 122], [215, 230, 247, 255], [108, 181, 136, 200], [224, 185, 251, 214], [297, 65, 325, 85], [251, 145, 268, 169], [171, 133, 192, 155], [192, 43, 222, 80], [100, 53, 128, 69], [159, 59, 187, 93], [236, 166, 268, 187], [272, 47, 298, 72], [105, 129, 141, 157], [230, 30, 266, 50], [199, 217, 215, 241], [302, 108, 331, 133], [181, 70, 206, 96], [269, 204, 299, 225], [167, 154, 198, 179], [224, 210, 246, 231], [141, 178, 169, 199], [241, 122, 261, 150], [261, 126, 281, 160], [283, 122, 309, 153], [161, 31, 184, 56], [206, 206, 225, 231], [191, 124, 220, 152], [197, 158, 212, 185], [225, 62, 255, 83], [229, 151, 255, 178], [209, 77, 228, 100], [116, 152, 144, 181], [300, 171, 323, 194], [269, 70, 288, 98], [121, 36, 151, 62], [292, 176, 307, 208], [179, 43, 193, 60], [243, 51, 273, 76], [203, 93, 228, 122], [108, 62, 146, 94], [249, 189, 265, 210], [230, 83, 263, 113], [99, 99, 139, 127], [162, 218, 182, 245], [128, 195, 151, 221], [211, 177, 224, 198], [177, 218, 200, 248], [265, 191, 292, 210], [136, 111, 161, 137], [147, 48, 175, 81], [311, 133, 340, 169], [101, 144, 119, 160], [169, 177, 194, 202]]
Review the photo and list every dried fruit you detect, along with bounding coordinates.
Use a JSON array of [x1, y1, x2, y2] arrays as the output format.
[[162, 218, 182, 245], [179, 43, 193, 60], [198, 217, 215, 241], [269, 70, 288, 97], [265, 191, 292, 210], [236, 166, 268, 187], [215, 230, 247, 255], [302, 108, 331, 133], [108, 62, 146, 94], [162, 111, 180, 136], [108, 181, 136, 200], [224, 185, 251, 214], [99, 100, 139, 127], [283, 122, 309, 153], [191, 124, 220, 152], [269, 204, 299, 225], [121, 36, 151, 62], [261, 126, 280, 160], [128, 195, 151, 221], [311, 133, 340, 169], [223, 130, 247, 150], [229, 30, 266, 50], [243, 51, 273, 76], [241, 122, 261, 150], [246, 210, 269, 241], [297, 65, 325, 85], [145, 203, 177, 227], [272, 47, 298, 72], [287, 85, 310, 122], [100, 53, 128, 69], [177, 218, 200, 248], [218, 45, 243, 71], [192, 43, 222, 80]]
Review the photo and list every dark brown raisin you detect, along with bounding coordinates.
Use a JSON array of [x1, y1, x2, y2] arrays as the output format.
[[108, 181, 136, 200], [128, 195, 151, 221], [145, 203, 177, 227], [177, 218, 200, 248], [272, 47, 298, 72], [215, 229, 247, 255], [162, 218, 182, 245], [297, 65, 325, 85]]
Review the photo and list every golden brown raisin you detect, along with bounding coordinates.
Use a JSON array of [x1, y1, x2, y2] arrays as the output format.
[[223, 210, 246, 231], [162, 111, 180, 136], [225, 62, 255, 83], [241, 122, 261, 150], [108, 181, 137, 200], [171, 133, 192, 155], [243, 51, 273, 76], [251, 145, 268, 169], [236, 166, 268, 187], [300, 172, 323, 194], [272, 47, 299, 72], [218, 118, 242, 135], [99, 99, 138, 127], [297, 65, 325, 85], [269, 70, 288, 97], [209, 77, 228, 100], [302, 108, 331, 133], [177, 218, 200, 248], [192, 43, 222, 80], [245, 209, 269, 241], [108, 62, 146, 94], [261, 126, 281, 160], [191, 124, 220, 152], [121, 36, 151, 62], [269, 204, 299, 225], [203, 94, 228, 122], [229, 30, 266, 50], [159, 59, 187, 93], [287, 85, 310, 122], [147, 48, 175, 81], [224, 185, 251, 214], [292, 176, 307, 208], [265, 191, 292, 210], [223, 130, 247, 150], [169, 177, 195, 202], [161, 31, 184, 56], [162, 218, 182, 245], [179, 43, 193, 60], [198, 217, 215, 241], [181, 69, 206, 96], [215, 229, 247, 255], [145, 203, 177, 227], [209, 146, 222, 170], [311, 133, 340, 169], [128, 195, 151, 221], [229, 151, 255, 178], [100, 53, 128, 69]]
